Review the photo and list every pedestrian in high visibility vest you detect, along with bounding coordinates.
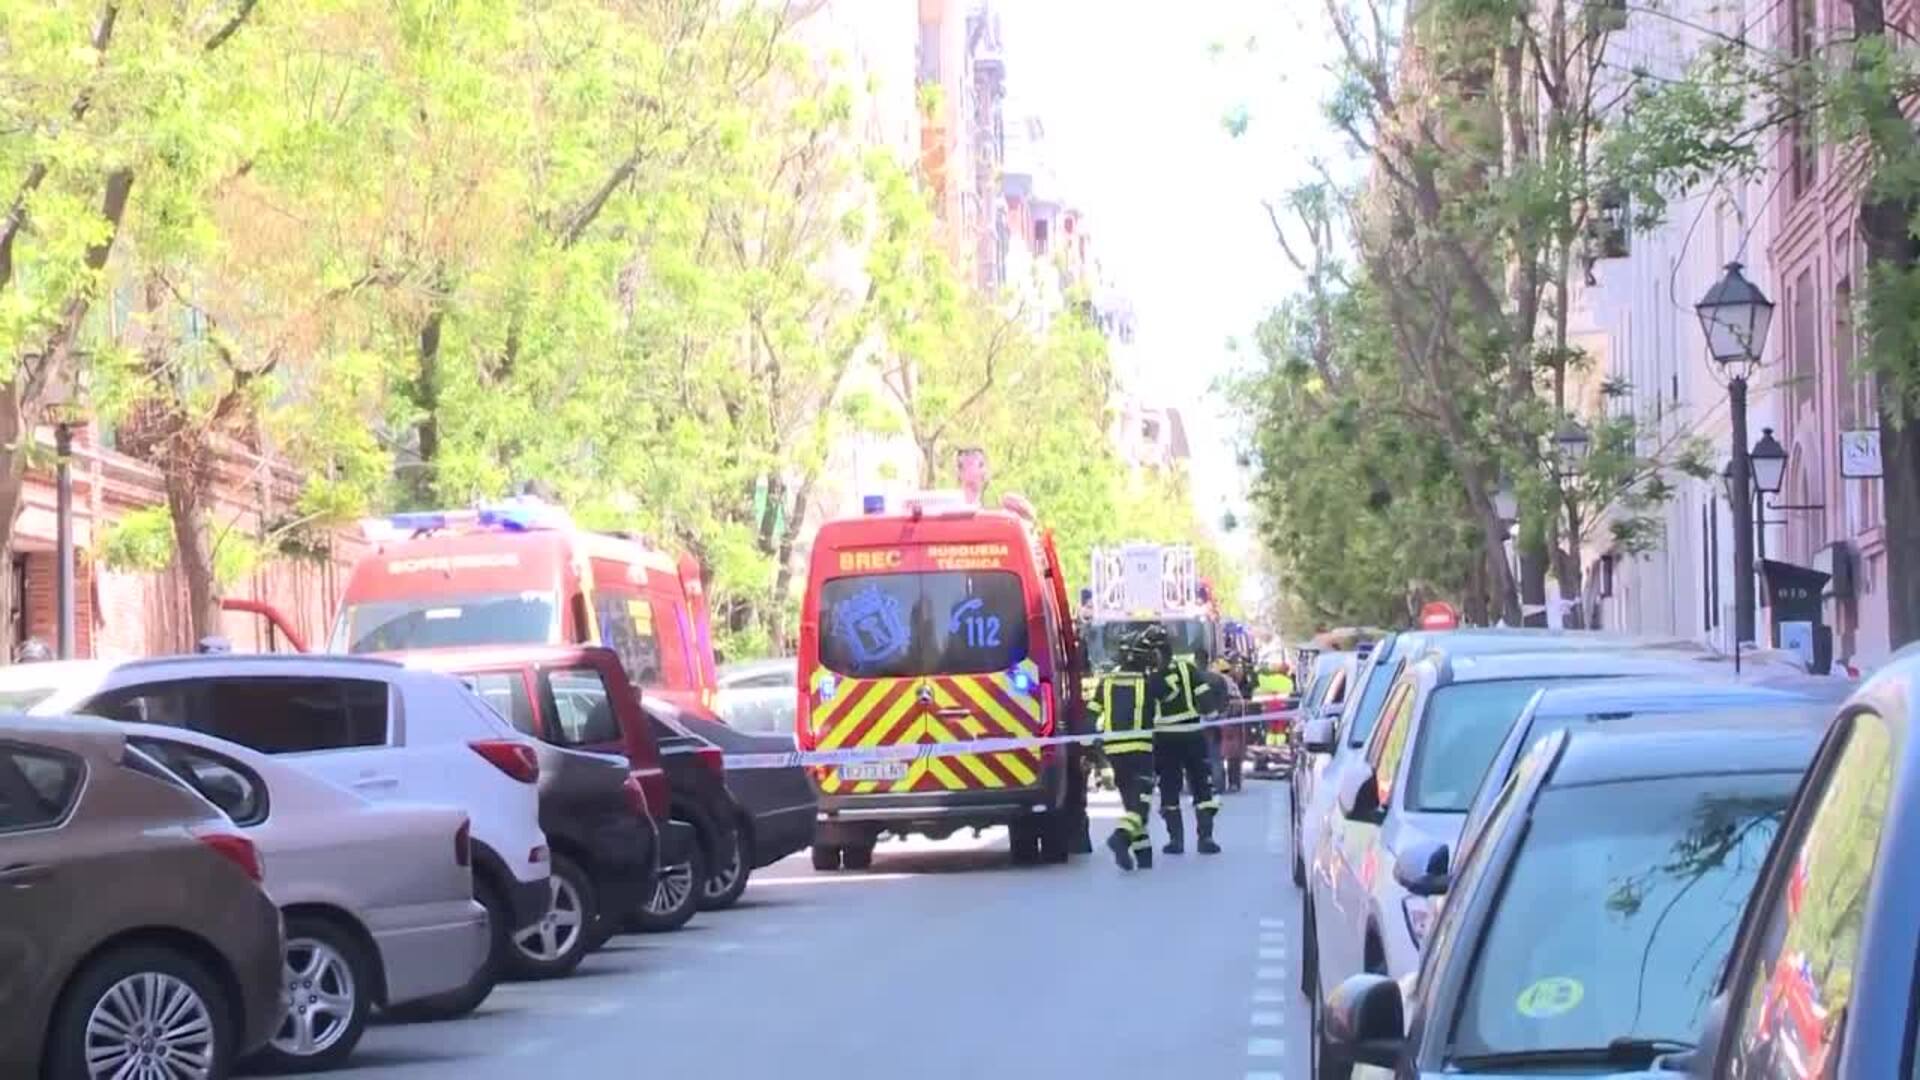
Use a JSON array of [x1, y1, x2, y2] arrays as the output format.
[[1088, 630, 1160, 871], [1140, 624, 1222, 855]]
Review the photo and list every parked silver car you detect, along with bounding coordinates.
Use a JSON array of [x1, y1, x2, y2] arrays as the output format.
[[120, 723, 491, 1072]]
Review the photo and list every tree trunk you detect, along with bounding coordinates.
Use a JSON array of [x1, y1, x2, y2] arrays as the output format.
[[767, 472, 818, 651], [1519, 535, 1550, 627], [1851, 0, 1920, 647], [166, 464, 220, 640], [411, 307, 444, 507]]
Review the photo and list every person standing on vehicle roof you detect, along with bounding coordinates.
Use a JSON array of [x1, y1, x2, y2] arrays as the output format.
[[1089, 630, 1160, 871], [1143, 624, 1222, 855]]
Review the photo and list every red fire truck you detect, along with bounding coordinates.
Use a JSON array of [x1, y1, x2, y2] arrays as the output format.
[[327, 498, 719, 709]]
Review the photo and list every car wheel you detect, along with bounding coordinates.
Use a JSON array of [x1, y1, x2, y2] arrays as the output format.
[[634, 838, 705, 932], [699, 826, 752, 911], [505, 853, 596, 980], [1038, 813, 1071, 864], [1008, 818, 1041, 865], [1300, 902, 1316, 997], [46, 944, 233, 1080], [841, 842, 875, 871], [383, 876, 505, 1022], [811, 844, 843, 872], [248, 914, 373, 1073]]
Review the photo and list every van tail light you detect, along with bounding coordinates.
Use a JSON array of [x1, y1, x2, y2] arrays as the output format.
[[1037, 682, 1056, 737], [796, 692, 818, 752], [470, 739, 540, 783], [196, 832, 264, 883], [694, 745, 726, 782], [454, 819, 472, 868]]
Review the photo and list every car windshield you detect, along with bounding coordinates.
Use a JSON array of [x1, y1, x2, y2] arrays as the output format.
[[1084, 618, 1211, 671], [1405, 678, 1561, 812], [336, 591, 557, 653], [1451, 771, 1797, 1061], [818, 571, 1030, 678]]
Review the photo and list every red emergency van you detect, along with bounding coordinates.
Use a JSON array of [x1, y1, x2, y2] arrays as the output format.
[[327, 498, 719, 709], [797, 491, 1090, 870]]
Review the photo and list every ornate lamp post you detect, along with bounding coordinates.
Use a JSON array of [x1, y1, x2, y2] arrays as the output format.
[[1696, 263, 1776, 646]]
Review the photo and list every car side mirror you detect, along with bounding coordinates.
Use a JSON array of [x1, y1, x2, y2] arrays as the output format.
[[1324, 973, 1405, 1069], [1393, 839, 1451, 896], [1337, 764, 1384, 823], [1303, 714, 1337, 754]]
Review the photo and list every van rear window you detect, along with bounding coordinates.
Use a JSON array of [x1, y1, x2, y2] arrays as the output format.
[[819, 571, 1028, 678]]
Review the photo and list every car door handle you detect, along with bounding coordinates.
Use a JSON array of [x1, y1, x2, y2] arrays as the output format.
[[0, 863, 49, 888], [351, 775, 399, 790]]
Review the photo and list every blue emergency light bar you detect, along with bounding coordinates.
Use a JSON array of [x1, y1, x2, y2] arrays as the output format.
[[862, 495, 886, 515]]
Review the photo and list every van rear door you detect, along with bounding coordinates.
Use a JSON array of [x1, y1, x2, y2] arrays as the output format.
[[809, 560, 1043, 796]]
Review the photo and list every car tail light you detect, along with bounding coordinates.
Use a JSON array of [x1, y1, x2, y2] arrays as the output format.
[[694, 745, 725, 781], [470, 739, 540, 783], [1037, 682, 1056, 737], [454, 819, 472, 868], [196, 832, 264, 883], [1402, 895, 1434, 948]]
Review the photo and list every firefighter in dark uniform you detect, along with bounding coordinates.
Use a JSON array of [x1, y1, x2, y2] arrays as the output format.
[[1142, 624, 1222, 855], [1089, 630, 1159, 871]]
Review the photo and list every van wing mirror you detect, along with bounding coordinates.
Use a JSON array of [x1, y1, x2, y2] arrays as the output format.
[[1393, 839, 1451, 896], [1303, 714, 1337, 754], [1325, 974, 1405, 1069], [1337, 763, 1384, 824]]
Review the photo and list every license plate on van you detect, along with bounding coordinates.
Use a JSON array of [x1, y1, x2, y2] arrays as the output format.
[[840, 762, 907, 782]]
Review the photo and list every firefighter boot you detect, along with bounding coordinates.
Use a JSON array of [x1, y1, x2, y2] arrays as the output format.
[[1161, 810, 1185, 855], [1106, 829, 1135, 871], [1134, 839, 1154, 870], [1197, 809, 1222, 855]]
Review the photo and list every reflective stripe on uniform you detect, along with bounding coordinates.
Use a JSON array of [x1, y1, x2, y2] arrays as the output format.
[[1196, 798, 1221, 812]]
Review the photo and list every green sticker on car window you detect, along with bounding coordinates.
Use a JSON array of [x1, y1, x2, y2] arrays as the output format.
[[1516, 976, 1584, 1019]]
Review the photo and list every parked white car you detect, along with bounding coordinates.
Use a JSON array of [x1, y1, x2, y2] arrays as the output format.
[[0, 654, 550, 1021], [120, 722, 490, 1071]]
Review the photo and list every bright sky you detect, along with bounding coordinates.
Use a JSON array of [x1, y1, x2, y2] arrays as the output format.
[[997, 0, 1343, 606]]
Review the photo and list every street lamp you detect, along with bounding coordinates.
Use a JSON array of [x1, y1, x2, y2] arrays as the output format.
[[1492, 478, 1519, 527], [40, 361, 88, 660], [1697, 262, 1775, 647], [1553, 418, 1592, 478], [1749, 427, 1788, 496]]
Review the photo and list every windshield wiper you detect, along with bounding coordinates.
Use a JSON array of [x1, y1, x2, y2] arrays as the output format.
[[1452, 1037, 1696, 1072]]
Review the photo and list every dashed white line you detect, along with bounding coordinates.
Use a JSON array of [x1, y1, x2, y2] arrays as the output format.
[[508, 1038, 554, 1057], [1255, 966, 1288, 981], [1258, 930, 1287, 943], [1246, 1073, 1287, 1080], [1259, 916, 1285, 929], [1258, 946, 1286, 960], [1247, 1037, 1287, 1057], [1252, 987, 1288, 1003], [1250, 1010, 1284, 1027]]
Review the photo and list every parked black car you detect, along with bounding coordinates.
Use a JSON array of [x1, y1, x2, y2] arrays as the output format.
[[640, 694, 749, 913], [660, 698, 815, 886]]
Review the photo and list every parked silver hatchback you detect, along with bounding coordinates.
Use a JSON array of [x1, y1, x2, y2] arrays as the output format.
[[121, 723, 490, 1073]]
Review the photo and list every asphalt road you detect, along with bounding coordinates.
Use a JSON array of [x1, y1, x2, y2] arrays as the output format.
[[282, 777, 1314, 1080]]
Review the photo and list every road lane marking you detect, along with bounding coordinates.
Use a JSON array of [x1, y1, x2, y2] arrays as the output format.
[[583, 1000, 624, 1017], [1251, 1011, 1284, 1027], [1247, 1037, 1286, 1057], [1246, 1073, 1287, 1080], [1255, 966, 1287, 981], [1252, 987, 1287, 1003], [1259, 930, 1287, 943], [1259, 917, 1285, 929], [1258, 946, 1286, 960], [508, 1039, 554, 1057]]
